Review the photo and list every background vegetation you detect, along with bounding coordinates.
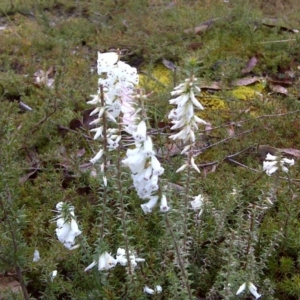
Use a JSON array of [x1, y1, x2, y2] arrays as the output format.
[[1, 0, 300, 299]]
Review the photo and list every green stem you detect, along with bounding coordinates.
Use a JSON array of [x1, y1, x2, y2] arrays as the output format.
[[183, 146, 192, 252], [165, 214, 193, 300], [117, 121, 132, 276], [100, 84, 107, 239]]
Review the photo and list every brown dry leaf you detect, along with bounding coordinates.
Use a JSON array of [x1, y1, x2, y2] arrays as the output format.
[[205, 122, 213, 132], [186, 42, 203, 51], [227, 125, 235, 137], [19, 168, 40, 184], [202, 163, 218, 178], [257, 145, 300, 160], [82, 108, 97, 128], [269, 84, 288, 95], [257, 145, 278, 161], [69, 119, 83, 130], [184, 18, 217, 35], [165, 182, 184, 193], [233, 76, 263, 86], [0, 276, 22, 297], [77, 148, 86, 157], [280, 148, 300, 159], [162, 58, 177, 71], [79, 162, 93, 172], [266, 75, 294, 85], [198, 81, 222, 90], [241, 56, 258, 74], [157, 142, 182, 158], [19, 147, 41, 184], [262, 18, 299, 33]]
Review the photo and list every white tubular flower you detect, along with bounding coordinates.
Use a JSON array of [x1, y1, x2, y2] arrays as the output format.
[[236, 282, 246, 295], [84, 260, 97, 272], [191, 194, 204, 213], [263, 160, 278, 175], [191, 156, 200, 173], [144, 286, 155, 295], [181, 144, 191, 154], [33, 249, 40, 262], [116, 248, 145, 272], [143, 136, 155, 157], [133, 120, 147, 142], [122, 147, 147, 173], [98, 252, 117, 271], [194, 115, 207, 125], [90, 126, 103, 140], [103, 176, 107, 187], [107, 135, 121, 150], [87, 94, 100, 105], [160, 194, 170, 213], [176, 164, 188, 173], [141, 196, 159, 214], [90, 149, 104, 164], [143, 285, 162, 295], [151, 156, 164, 175], [89, 52, 140, 164], [51, 270, 57, 281], [97, 52, 119, 74], [168, 76, 206, 143], [236, 282, 261, 299], [116, 248, 128, 266], [263, 153, 295, 176], [248, 282, 261, 299], [190, 90, 204, 110], [54, 203, 81, 250]]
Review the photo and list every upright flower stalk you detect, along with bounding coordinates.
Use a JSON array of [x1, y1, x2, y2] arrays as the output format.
[[168, 68, 207, 251], [87, 51, 142, 275], [262, 152, 295, 205], [121, 90, 166, 214], [53, 202, 81, 250]]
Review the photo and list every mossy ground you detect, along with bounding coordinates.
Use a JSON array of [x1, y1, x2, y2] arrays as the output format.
[[1, 0, 300, 299]]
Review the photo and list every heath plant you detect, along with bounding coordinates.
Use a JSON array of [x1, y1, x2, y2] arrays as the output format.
[[1, 1, 300, 296]]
